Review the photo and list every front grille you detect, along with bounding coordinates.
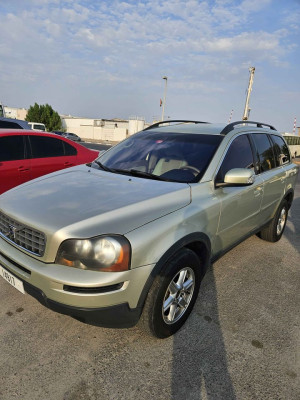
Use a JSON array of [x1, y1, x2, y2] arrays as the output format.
[[0, 211, 46, 256]]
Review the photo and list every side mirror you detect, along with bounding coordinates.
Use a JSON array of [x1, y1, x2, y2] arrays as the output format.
[[224, 168, 255, 186]]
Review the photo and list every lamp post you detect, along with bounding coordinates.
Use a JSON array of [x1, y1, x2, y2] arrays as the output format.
[[161, 76, 168, 121]]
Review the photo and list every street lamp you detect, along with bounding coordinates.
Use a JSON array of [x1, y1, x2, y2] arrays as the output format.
[[161, 76, 168, 121]]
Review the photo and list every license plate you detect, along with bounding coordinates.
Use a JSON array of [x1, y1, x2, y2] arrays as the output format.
[[0, 265, 25, 294]]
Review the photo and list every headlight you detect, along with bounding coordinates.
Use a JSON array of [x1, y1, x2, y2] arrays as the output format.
[[55, 235, 131, 272]]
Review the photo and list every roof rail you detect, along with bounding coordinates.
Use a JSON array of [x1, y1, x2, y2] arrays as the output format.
[[143, 120, 210, 131], [220, 120, 277, 136]]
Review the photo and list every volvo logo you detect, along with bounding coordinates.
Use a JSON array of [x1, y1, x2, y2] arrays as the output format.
[[3, 224, 23, 241]]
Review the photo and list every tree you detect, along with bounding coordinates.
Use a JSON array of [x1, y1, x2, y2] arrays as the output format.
[[25, 103, 62, 131]]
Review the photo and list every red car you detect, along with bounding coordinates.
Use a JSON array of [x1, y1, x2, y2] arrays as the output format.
[[0, 130, 99, 194]]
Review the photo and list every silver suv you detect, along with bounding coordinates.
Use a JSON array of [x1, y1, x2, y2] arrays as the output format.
[[0, 120, 298, 338]]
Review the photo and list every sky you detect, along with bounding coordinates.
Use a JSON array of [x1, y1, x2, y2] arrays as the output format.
[[0, 0, 299, 132]]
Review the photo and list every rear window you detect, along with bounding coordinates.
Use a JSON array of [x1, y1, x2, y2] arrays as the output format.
[[0, 135, 24, 161], [0, 121, 25, 129], [64, 141, 77, 156]]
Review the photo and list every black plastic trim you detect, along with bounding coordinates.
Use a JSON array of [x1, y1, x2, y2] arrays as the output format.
[[220, 120, 277, 136], [211, 220, 273, 263], [136, 232, 211, 309], [21, 280, 141, 328], [63, 282, 124, 294], [143, 120, 210, 131]]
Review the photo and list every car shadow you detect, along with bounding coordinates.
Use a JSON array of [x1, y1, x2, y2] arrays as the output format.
[[284, 193, 300, 251], [171, 264, 236, 400]]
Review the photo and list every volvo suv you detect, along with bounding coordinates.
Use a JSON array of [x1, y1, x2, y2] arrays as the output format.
[[0, 120, 298, 338]]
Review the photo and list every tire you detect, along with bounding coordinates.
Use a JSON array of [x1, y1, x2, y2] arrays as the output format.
[[139, 248, 202, 338], [258, 200, 288, 242]]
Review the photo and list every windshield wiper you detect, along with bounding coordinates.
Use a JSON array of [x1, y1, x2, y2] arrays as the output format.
[[128, 169, 169, 181], [93, 162, 169, 181], [93, 161, 132, 176], [94, 160, 116, 173]]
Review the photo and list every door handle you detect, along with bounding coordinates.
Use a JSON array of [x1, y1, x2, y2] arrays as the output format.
[[64, 162, 74, 166], [18, 166, 30, 172]]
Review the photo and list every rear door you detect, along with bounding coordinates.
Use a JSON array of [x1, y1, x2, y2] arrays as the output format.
[[250, 133, 286, 224], [28, 134, 78, 180], [0, 135, 31, 194]]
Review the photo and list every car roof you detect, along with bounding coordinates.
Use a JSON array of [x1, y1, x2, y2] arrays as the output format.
[[143, 120, 279, 136], [147, 122, 226, 135], [0, 129, 46, 136], [0, 129, 83, 144], [0, 117, 31, 130]]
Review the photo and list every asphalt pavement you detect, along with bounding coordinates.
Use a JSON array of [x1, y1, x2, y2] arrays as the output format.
[[0, 172, 299, 400]]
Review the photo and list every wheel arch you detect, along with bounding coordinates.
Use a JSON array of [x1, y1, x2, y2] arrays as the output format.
[[136, 232, 211, 309]]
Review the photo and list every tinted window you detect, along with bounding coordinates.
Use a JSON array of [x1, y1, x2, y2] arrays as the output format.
[[216, 135, 254, 182], [64, 141, 77, 156], [252, 134, 276, 172], [270, 135, 290, 165], [0, 120, 24, 129], [0, 135, 24, 161], [29, 136, 64, 158]]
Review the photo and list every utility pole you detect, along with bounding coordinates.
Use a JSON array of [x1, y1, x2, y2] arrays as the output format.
[[161, 76, 168, 121], [242, 67, 255, 121]]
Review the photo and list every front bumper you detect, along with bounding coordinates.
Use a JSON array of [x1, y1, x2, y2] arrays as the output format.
[[0, 237, 154, 327], [23, 279, 142, 328]]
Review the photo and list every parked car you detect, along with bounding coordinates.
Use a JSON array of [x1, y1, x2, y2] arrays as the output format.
[[0, 129, 98, 194], [51, 131, 82, 142], [27, 122, 46, 131], [0, 120, 298, 338], [63, 132, 82, 142], [0, 117, 31, 130], [51, 130, 65, 136]]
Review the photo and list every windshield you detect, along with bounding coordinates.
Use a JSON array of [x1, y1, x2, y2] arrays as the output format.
[[96, 130, 223, 183]]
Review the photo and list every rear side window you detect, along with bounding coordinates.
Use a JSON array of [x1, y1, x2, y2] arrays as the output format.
[[251, 134, 276, 172], [0, 121, 24, 129], [0, 135, 24, 161], [64, 141, 77, 156], [270, 135, 290, 165], [216, 135, 254, 182], [29, 136, 64, 158]]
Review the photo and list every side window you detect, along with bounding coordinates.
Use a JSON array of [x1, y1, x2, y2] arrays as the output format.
[[270, 135, 290, 165], [0, 121, 24, 129], [251, 134, 276, 172], [216, 135, 254, 182], [29, 136, 64, 158], [64, 141, 77, 156], [0, 135, 25, 161]]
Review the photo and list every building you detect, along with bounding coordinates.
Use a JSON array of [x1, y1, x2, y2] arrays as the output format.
[[3, 105, 148, 142], [61, 115, 147, 142], [3, 106, 27, 120]]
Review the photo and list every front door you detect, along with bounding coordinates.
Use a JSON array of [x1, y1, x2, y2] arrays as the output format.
[[213, 134, 263, 254]]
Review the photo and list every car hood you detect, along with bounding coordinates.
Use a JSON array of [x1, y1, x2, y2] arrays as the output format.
[[0, 165, 191, 259]]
